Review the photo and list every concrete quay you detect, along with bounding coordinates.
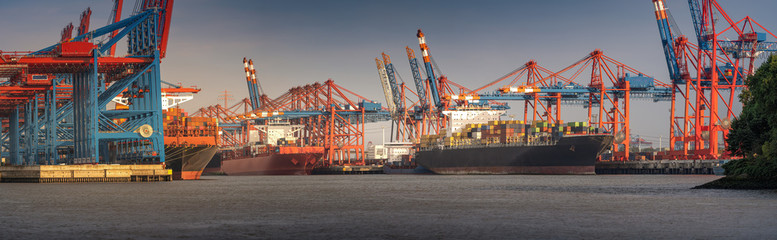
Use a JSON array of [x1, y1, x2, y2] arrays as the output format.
[[0, 164, 172, 183], [595, 159, 726, 174]]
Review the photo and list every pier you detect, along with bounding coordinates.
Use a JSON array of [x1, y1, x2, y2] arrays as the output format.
[[312, 165, 384, 175], [595, 159, 725, 175], [0, 165, 172, 183]]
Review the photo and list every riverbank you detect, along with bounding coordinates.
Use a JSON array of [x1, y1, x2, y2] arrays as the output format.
[[694, 157, 777, 189], [694, 175, 777, 190]]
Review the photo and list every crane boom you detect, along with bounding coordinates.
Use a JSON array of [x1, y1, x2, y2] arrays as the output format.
[[243, 58, 259, 110], [687, 0, 707, 48], [375, 58, 396, 114], [77, 8, 92, 38], [243, 58, 264, 110], [140, 0, 174, 58], [382, 53, 404, 112], [60, 23, 74, 42], [108, 0, 123, 56], [406, 46, 427, 109], [652, 0, 682, 82], [250, 60, 264, 103], [417, 29, 441, 108]]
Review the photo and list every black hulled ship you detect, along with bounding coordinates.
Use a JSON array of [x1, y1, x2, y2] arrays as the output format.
[[415, 108, 613, 175]]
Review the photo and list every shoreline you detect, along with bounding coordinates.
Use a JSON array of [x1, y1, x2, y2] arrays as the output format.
[[693, 176, 777, 190]]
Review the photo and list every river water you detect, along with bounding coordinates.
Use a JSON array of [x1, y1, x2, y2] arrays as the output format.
[[1, 175, 776, 239]]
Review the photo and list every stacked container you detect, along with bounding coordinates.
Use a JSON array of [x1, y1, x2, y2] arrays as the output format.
[[184, 116, 218, 138], [162, 108, 218, 138], [418, 120, 603, 149]]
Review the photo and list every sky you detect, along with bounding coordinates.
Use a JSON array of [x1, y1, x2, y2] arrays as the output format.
[[1, 0, 776, 145]]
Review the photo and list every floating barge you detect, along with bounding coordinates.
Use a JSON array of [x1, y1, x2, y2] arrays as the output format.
[[0, 164, 171, 183]]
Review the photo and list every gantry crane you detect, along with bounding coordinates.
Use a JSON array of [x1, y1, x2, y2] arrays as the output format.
[[453, 49, 672, 161], [652, 0, 777, 159], [375, 58, 396, 114], [1, 0, 175, 165], [194, 58, 390, 166], [374, 29, 513, 145], [405, 46, 438, 138], [375, 52, 424, 142]]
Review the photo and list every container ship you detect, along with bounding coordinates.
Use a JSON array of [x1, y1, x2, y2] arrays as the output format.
[[218, 119, 325, 175], [415, 109, 612, 175], [161, 108, 219, 180]]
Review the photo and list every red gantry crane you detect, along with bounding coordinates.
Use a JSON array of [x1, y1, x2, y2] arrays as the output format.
[[193, 58, 389, 166]]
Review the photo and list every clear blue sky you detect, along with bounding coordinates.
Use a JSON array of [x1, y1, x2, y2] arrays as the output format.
[[2, 0, 775, 144]]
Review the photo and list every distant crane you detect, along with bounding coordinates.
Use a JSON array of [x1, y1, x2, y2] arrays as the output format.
[[243, 58, 264, 110], [405, 46, 439, 138], [196, 58, 390, 166], [382, 52, 404, 116], [417, 29, 442, 108], [60, 23, 74, 43], [76, 8, 91, 39], [406, 47, 428, 110], [377, 52, 429, 142], [375, 58, 396, 114], [366, 29, 513, 143]]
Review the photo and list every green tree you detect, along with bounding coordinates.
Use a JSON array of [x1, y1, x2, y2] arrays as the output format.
[[725, 55, 777, 179]]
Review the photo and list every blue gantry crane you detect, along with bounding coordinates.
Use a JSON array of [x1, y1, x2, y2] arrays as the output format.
[[1, 0, 175, 165]]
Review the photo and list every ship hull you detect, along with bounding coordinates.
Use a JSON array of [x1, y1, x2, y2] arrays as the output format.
[[202, 152, 223, 174], [221, 146, 324, 175], [164, 145, 218, 180], [416, 135, 612, 175], [382, 165, 433, 174]]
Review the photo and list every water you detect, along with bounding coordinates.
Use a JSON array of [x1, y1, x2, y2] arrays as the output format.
[[1, 175, 776, 239]]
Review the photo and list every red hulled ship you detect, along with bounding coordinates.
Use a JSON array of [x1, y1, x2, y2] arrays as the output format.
[[217, 119, 324, 175], [220, 146, 324, 175]]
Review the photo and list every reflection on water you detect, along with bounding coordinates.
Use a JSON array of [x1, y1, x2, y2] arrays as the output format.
[[1, 175, 775, 239]]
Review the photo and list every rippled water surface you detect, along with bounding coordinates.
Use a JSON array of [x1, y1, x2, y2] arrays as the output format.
[[1, 175, 776, 239]]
